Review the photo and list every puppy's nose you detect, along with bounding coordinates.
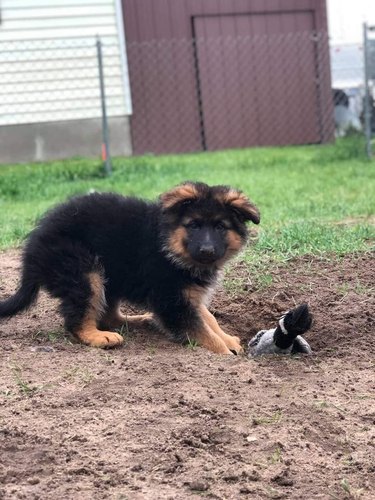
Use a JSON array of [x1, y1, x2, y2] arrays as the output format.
[[199, 245, 215, 258]]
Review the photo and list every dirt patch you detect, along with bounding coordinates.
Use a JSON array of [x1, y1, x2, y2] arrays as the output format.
[[0, 250, 374, 500]]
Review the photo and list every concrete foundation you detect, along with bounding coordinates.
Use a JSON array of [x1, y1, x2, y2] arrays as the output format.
[[0, 116, 132, 164]]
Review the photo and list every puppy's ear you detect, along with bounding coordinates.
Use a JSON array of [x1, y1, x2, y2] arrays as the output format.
[[160, 182, 199, 210], [224, 189, 260, 224]]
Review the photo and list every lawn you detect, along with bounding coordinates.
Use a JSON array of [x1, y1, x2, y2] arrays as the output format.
[[0, 137, 374, 268]]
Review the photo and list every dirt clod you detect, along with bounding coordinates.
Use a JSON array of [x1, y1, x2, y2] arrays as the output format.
[[186, 481, 209, 492]]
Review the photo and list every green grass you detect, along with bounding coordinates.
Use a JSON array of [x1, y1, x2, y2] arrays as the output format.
[[31, 328, 71, 344], [0, 137, 374, 272]]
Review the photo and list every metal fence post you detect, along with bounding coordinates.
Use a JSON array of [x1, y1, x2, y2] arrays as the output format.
[[363, 23, 372, 159], [96, 36, 112, 175]]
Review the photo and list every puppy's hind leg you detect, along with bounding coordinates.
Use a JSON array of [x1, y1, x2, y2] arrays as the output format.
[[61, 272, 123, 348]]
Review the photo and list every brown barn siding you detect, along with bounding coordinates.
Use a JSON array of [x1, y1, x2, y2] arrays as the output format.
[[122, 0, 332, 155], [123, 0, 329, 40], [195, 11, 321, 149]]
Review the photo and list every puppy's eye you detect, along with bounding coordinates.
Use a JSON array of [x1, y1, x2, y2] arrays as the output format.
[[186, 220, 201, 230], [215, 222, 227, 232]]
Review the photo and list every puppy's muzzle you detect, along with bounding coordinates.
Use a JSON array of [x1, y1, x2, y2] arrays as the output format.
[[196, 244, 217, 264]]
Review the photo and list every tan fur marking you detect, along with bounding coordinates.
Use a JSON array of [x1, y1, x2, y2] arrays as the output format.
[[105, 311, 153, 329], [168, 226, 190, 259], [226, 229, 243, 251], [222, 189, 249, 205], [126, 313, 154, 323], [88, 272, 106, 319], [217, 189, 260, 223], [75, 273, 123, 348], [200, 305, 243, 354], [101, 301, 154, 329], [184, 284, 207, 308], [160, 183, 199, 210], [214, 230, 245, 269]]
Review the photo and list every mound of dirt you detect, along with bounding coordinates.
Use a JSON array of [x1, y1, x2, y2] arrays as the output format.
[[214, 253, 374, 357], [1, 250, 374, 499]]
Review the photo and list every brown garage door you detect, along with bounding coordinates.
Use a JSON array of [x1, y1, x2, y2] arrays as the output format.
[[194, 11, 321, 150]]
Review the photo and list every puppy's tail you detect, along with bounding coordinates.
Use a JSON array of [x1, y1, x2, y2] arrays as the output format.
[[0, 278, 40, 318]]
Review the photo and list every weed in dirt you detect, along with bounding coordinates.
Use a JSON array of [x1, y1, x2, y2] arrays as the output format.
[[340, 478, 364, 499], [10, 362, 37, 395], [101, 353, 116, 365], [337, 434, 353, 449], [1, 389, 13, 398], [62, 366, 95, 387], [147, 345, 157, 355], [252, 410, 283, 426], [314, 399, 346, 414], [342, 455, 356, 468], [269, 445, 283, 464], [32, 328, 72, 344], [265, 485, 286, 499], [186, 337, 199, 350], [355, 393, 374, 400], [314, 399, 329, 410], [117, 320, 130, 340]]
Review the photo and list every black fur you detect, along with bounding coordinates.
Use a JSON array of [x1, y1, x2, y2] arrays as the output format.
[[0, 182, 260, 347], [273, 304, 313, 349]]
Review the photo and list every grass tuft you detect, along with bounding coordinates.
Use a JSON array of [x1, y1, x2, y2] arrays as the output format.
[[10, 362, 37, 395]]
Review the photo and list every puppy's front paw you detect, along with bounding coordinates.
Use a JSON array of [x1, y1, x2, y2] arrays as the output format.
[[98, 331, 124, 348], [194, 330, 234, 355], [222, 334, 243, 355]]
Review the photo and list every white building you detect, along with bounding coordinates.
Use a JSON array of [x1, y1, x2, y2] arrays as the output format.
[[0, 0, 132, 163]]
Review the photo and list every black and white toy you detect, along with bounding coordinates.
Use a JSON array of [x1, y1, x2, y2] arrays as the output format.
[[248, 303, 313, 357]]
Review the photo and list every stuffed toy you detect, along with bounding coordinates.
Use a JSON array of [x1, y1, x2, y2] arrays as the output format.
[[248, 303, 313, 357]]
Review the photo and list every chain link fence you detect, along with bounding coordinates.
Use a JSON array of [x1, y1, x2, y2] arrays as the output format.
[[0, 36, 128, 170], [0, 30, 372, 161], [363, 23, 375, 158], [126, 30, 370, 156]]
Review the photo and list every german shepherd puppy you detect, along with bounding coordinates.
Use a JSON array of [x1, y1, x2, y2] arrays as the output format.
[[0, 182, 260, 355]]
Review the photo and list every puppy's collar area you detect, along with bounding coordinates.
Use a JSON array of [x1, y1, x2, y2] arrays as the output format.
[[161, 244, 218, 281]]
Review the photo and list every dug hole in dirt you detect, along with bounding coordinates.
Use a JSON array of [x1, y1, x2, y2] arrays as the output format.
[[0, 250, 374, 500]]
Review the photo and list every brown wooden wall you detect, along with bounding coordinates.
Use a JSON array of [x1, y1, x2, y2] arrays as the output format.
[[122, 0, 332, 155]]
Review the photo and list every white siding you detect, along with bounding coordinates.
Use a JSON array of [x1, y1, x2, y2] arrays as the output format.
[[0, 0, 131, 126]]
